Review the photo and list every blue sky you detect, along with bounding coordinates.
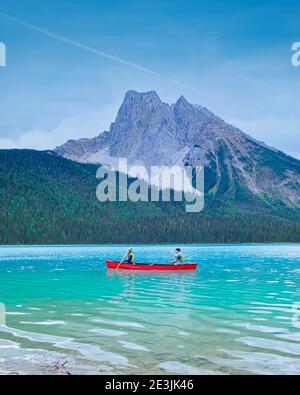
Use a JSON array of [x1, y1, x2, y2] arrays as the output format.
[[0, 0, 299, 157]]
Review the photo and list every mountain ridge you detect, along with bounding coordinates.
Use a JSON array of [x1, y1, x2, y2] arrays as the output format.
[[55, 90, 300, 209]]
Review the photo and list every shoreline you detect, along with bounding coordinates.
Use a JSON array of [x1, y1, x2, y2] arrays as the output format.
[[0, 242, 300, 247]]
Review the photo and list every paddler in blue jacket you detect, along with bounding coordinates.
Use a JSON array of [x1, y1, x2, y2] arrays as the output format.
[[122, 248, 135, 264]]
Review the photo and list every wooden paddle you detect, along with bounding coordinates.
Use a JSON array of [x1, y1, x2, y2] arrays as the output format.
[[117, 252, 128, 270]]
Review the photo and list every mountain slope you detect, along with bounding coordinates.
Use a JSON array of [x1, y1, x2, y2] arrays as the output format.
[[0, 149, 299, 244], [55, 91, 300, 209]]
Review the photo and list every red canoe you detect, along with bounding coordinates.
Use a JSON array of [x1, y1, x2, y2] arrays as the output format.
[[106, 260, 198, 271]]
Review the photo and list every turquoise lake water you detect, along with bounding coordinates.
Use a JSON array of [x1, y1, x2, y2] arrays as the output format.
[[0, 244, 300, 375]]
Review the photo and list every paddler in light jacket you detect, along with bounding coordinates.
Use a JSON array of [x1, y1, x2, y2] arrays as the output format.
[[172, 248, 184, 265]]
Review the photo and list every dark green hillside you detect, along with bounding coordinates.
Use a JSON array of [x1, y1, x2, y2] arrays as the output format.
[[0, 149, 299, 244]]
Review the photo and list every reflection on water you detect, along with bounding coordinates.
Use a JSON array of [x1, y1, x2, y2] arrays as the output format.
[[0, 244, 300, 375]]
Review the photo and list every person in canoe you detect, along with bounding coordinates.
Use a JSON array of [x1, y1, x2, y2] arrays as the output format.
[[122, 248, 135, 265], [172, 248, 184, 265]]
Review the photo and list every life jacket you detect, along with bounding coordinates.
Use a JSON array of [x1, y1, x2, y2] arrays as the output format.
[[128, 252, 135, 263], [176, 253, 184, 262]]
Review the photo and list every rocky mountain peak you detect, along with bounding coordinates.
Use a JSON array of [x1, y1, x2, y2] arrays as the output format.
[[55, 90, 300, 207], [115, 90, 167, 123], [174, 95, 190, 107], [122, 90, 162, 107]]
